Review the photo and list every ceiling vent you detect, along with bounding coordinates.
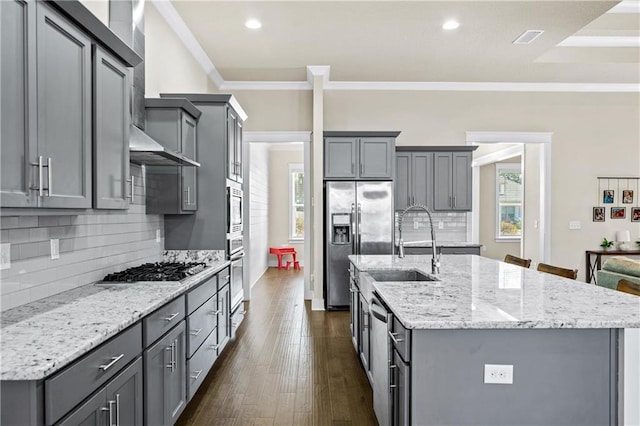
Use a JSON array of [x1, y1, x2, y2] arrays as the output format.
[[513, 30, 544, 45]]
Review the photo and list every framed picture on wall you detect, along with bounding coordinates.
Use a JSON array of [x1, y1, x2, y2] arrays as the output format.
[[603, 190, 614, 204], [593, 207, 605, 222], [632, 207, 640, 223], [611, 207, 626, 219], [623, 190, 634, 204]]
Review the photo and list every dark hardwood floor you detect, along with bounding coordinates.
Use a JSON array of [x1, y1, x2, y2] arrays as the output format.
[[176, 267, 378, 426]]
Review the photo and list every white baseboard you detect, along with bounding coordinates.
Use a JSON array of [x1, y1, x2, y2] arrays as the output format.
[[311, 298, 325, 311]]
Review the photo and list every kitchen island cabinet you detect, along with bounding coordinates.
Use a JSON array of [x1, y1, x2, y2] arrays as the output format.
[[350, 255, 640, 426]]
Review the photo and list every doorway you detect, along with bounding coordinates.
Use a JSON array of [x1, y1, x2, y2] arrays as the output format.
[[242, 131, 312, 302], [467, 131, 553, 265]]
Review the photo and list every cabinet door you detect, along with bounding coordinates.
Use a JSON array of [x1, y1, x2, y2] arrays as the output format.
[[1, 0, 37, 207], [217, 284, 231, 353], [105, 358, 143, 426], [359, 295, 371, 379], [93, 46, 130, 210], [36, 2, 92, 208], [181, 113, 197, 212], [227, 108, 237, 181], [451, 152, 472, 211], [359, 138, 393, 179], [57, 388, 106, 426], [235, 119, 243, 184], [394, 153, 410, 211], [412, 152, 433, 209], [324, 137, 357, 179], [144, 322, 187, 426], [391, 350, 410, 426], [433, 152, 452, 211]]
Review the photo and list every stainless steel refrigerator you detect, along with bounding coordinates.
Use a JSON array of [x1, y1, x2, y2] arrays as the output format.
[[325, 181, 394, 309]]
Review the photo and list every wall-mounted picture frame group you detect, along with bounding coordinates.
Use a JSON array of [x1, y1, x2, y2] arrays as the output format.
[[623, 190, 634, 204], [593, 207, 605, 222], [632, 207, 640, 223], [603, 190, 614, 204]]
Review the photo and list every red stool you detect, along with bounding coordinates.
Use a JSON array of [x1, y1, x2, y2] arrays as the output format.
[[286, 260, 301, 270]]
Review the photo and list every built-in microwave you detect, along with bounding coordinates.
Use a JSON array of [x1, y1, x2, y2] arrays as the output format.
[[227, 179, 243, 235]]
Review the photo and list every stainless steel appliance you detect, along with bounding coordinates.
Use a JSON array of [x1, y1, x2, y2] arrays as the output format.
[[227, 179, 243, 236], [101, 262, 206, 282], [325, 181, 394, 309], [229, 251, 244, 313], [370, 293, 391, 426]]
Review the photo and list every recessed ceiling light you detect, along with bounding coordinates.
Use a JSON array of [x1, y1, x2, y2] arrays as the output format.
[[245, 19, 262, 30], [442, 20, 460, 30], [513, 30, 544, 44]]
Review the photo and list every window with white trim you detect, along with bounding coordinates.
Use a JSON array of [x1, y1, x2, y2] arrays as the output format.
[[496, 163, 523, 240], [289, 164, 304, 240]]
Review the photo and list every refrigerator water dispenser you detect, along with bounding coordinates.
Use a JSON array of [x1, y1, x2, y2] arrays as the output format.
[[331, 213, 351, 244]]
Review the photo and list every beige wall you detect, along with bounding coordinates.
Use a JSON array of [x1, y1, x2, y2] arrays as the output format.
[[268, 149, 305, 266], [144, 3, 209, 97], [78, 0, 109, 25], [324, 90, 640, 280], [226, 90, 313, 132], [479, 161, 521, 261]]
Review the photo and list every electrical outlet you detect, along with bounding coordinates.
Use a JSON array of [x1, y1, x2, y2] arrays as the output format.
[[0, 243, 11, 270], [484, 364, 513, 384], [413, 219, 419, 230], [156, 229, 161, 243], [438, 221, 444, 230], [50, 239, 60, 260], [569, 221, 581, 230]]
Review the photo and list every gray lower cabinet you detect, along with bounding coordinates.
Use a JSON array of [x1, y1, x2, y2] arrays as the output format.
[[58, 357, 144, 426], [93, 45, 130, 210], [358, 294, 371, 381], [391, 350, 410, 426], [36, 1, 92, 208], [395, 151, 433, 210], [324, 134, 397, 180], [144, 321, 187, 426], [216, 283, 231, 354], [187, 325, 218, 400], [434, 151, 472, 211], [0, 0, 37, 208]]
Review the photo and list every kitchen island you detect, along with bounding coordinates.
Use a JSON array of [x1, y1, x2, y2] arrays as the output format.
[[349, 254, 640, 426]]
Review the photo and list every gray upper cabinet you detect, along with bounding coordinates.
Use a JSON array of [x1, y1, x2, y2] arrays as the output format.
[[434, 151, 472, 211], [227, 108, 243, 183], [145, 99, 201, 215], [36, 2, 92, 208], [144, 321, 187, 426], [395, 151, 433, 210], [0, 0, 37, 208], [324, 137, 357, 179], [324, 132, 398, 180], [93, 45, 130, 210]]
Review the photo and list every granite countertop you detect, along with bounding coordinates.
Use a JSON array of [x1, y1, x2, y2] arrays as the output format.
[[0, 259, 230, 381], [350, 254, 640, 330], [398, 241, 482, 248]]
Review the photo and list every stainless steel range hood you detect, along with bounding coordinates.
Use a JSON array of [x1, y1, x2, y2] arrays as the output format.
[[129, 125, 200, 167]]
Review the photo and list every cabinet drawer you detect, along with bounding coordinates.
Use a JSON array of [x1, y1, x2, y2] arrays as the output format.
[[186, 275, 217, 315], [187, 325, 218, 400], [390, 316, 411, 363], [143, 296, 185, 347], [218, 267, 230, 288], [45, 323, 142, 425], [186, 295, 217, 358]]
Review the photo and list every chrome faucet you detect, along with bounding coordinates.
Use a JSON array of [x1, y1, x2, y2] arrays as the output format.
[[398, 204, 440, 274]]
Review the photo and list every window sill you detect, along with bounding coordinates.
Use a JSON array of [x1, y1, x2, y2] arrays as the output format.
[[289, 238, 304, 243], [495, 237, 522, 243]]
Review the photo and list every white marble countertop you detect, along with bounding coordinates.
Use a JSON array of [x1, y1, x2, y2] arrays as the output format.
[[350, 254, 640, 330], [0, 260, 230, 381]]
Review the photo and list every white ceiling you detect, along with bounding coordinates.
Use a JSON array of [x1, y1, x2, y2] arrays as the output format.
[[168, 0, 640, 86]]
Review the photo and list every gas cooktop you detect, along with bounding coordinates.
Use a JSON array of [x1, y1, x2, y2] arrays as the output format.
[[102, 262, 207, 282]]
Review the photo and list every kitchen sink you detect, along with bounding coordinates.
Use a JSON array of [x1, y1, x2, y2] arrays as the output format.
[[366, 269, 439, 282]]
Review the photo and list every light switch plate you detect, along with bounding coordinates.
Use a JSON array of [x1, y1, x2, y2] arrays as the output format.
[[438, 221, 444, 230], [569, 221, 581, 230], [50, 239, 60, 260], [156, 229, 161, 243], [0, 243, 11, 270], [484, 364, 513, 384]]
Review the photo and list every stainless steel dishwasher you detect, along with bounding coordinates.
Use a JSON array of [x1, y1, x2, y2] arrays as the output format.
[[370, 293, 391, 426]]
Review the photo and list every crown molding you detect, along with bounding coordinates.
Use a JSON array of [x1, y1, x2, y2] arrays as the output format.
[[220, 81, 312, 91], [325, 81, 640, 92], [307, 66, 331, 86], [608, 1, 640, 14], [150, 0, 224, 88], [466, 131, 553, 144]]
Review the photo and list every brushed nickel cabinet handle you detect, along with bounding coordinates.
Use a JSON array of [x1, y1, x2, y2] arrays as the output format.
[[163, 312, 180, 322], [389, 331, 405, 344], [30, 156, 44, 196], [191, 369, 203, 381], [115, 394, 120, 426], [99, 353, 124, 371], [47, 158, 52, 196], [190, 328, 203, 336]]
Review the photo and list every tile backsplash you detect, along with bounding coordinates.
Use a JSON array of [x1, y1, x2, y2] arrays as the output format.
[[0, 165, 164, 311], [395, 211, 468, 243]]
